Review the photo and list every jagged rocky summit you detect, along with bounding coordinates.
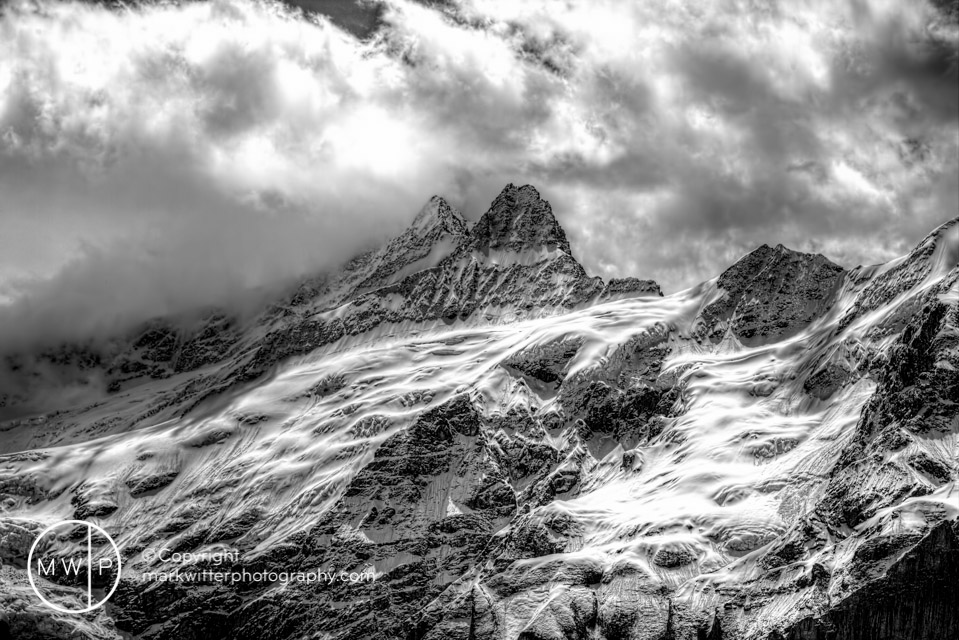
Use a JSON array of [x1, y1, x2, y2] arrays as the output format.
[[0, 189, 956, 640]]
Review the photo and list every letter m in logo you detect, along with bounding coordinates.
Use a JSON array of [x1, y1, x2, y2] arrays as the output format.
[[36, 558, 56, 576]]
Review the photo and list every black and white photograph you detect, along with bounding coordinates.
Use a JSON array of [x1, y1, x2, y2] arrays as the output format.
[[0, 0, 957, 638]]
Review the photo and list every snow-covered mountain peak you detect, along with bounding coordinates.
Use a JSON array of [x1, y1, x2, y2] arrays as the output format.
[[410, 196, 469, 239], [349, 197, 470, 292], [911, 215, 958, 282], [837, 216, 958, 337]]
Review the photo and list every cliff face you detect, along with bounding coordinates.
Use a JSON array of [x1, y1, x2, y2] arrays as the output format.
[[696, 243, 846, 346], [784, 521, 959, 640], [0, 193, 956, 640], [471, 184, 574, 255]]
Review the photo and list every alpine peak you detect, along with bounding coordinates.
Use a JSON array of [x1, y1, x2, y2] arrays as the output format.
[[410, 196, 469, 238], [471, 183, 573, 256]]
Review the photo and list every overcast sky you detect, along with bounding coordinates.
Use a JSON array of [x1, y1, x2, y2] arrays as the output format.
[[0, 0, 957, 342]]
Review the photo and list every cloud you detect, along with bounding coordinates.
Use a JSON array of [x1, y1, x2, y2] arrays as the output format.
[[455, 0, 959, 281], [0, 0, 465, 344], [0, 0, 956, 347]]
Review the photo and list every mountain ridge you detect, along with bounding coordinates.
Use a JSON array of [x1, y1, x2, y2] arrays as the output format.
[[2, 184, 663, 417]]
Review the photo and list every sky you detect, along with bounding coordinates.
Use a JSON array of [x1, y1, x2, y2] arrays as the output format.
[[0, 0, 957, 344]]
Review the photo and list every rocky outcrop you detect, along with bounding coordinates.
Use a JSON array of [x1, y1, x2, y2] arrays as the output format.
[[697, 244, 845, 345], [784, 522, 959, 640], [502, 337, 584, 384], [599, 277, 663, 301], [471, 184, 573, 255], [559, 323, 677, 443]]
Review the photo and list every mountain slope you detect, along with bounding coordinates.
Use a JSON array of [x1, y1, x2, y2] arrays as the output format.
[[0, 196, 956, 640]]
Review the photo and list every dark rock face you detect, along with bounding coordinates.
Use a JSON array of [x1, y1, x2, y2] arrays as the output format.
[[126, 471, 179, 497], [785, 522, 959, 640], [599, 277, 663, 300], [802, 362, 852, 401], [564, 380, 669, 440], [698, 244, 845, 344], [307, 373, 348, 397], [105, 313, 241, 387], [502, 337, 584, 384], [471, 184, 573, 255], [173, 315, 240, 373], [560, 323, 676, 443], [71, 481, 119, 520]]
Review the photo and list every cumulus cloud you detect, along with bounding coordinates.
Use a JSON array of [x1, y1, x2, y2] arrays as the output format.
[[0, 0, 464, 344], [0, 0, 956, 346], [466, 0, 959, 284]]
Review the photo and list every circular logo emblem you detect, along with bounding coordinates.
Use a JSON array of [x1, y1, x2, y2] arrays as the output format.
[[27, 520, 122, 613]]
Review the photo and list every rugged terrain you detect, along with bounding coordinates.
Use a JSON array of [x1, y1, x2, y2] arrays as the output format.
[[0, 185, 956, 639]]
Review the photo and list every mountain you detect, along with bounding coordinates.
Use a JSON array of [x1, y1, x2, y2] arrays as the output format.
[[0, 190, 956, 640], [695, 243, 846, 345]]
